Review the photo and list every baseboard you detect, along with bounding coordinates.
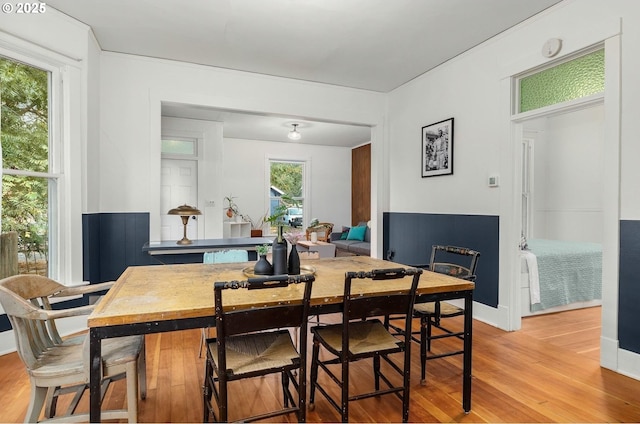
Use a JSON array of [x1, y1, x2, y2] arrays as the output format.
[[617, 348, 640, 380]]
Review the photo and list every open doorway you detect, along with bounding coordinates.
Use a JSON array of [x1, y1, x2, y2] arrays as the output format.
[[517, 103, 604, 353]]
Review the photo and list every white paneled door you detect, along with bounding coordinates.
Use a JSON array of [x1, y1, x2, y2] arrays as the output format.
[[160, 158, 198, 241]]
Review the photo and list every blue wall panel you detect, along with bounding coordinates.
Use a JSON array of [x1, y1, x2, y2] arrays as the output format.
[[383, 212, 499, 308], [82, 212, 152, 283], [619, 220, 640, 354]]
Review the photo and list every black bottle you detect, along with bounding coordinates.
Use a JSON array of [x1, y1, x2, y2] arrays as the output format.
[[271, 226, 288, 275]]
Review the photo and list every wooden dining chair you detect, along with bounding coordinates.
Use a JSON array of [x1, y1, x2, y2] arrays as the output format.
[[202, 273, 315, 423], [412, 245, 479, 385], [308, 267, 422, 423], [0, 276, 146, 423], [0, 274, 147, 418], [305, 222, 334, 242]]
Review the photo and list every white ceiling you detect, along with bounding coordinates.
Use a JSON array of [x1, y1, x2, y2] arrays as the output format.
[[47, 0, 562, 147]]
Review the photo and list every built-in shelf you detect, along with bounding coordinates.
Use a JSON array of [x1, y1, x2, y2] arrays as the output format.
[[223, 221, 251, 238]]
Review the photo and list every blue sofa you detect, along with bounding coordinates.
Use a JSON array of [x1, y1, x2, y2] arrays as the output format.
[[330, 223, 371, 256]]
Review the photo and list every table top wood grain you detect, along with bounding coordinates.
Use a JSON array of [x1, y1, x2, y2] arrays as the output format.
[[88, 256, 474, 328]]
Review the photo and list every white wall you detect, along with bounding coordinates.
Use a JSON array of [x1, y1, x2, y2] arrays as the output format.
[[223, 138, 352, 234], [387, 0, 640, 377], [99, 53, 386, 243], [528, 105, 604, 242]]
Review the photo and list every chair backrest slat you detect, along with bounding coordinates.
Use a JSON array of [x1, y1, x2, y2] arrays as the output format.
[[430, 245, 480, 280], [0, 284, 54, 370]]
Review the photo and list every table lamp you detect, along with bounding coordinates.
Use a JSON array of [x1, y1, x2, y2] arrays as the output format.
[[168, 204, 202, 245]]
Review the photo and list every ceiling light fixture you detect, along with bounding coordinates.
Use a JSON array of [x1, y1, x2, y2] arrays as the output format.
[[288, 123, 301, 140]]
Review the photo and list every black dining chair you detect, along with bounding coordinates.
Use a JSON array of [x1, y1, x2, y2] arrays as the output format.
[[308, 267, 422, 423], [412, 245, 479, 385], [202, 273, 315, 423]]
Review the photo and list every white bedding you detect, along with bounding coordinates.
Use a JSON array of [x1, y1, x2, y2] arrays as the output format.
[[520, 250, 540, 305]]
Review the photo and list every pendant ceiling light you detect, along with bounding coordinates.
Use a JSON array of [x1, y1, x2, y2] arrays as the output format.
[[288, 123, 301, 140]]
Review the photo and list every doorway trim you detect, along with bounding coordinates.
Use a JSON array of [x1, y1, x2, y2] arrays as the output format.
[[500, 35, 621, 372]]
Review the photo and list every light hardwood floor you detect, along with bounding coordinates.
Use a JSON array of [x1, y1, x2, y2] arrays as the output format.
[[2, 306, 640, 422]]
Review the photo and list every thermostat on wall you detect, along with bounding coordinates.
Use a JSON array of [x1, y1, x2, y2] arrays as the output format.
[[488, 175, 499, 187]]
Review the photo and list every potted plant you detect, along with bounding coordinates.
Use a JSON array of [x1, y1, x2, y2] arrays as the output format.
[[247, 210, 269, 237], [253, 244, 273, 275], [224, 195, 239, 219], [264, 194, 300, 232]]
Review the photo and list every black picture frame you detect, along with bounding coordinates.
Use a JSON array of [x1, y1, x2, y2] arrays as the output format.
[[421, 118, 454, 177]]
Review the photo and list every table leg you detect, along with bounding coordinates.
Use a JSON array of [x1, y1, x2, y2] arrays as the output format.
[[89, 329, 102, 422], [463, 291, 473, 413]]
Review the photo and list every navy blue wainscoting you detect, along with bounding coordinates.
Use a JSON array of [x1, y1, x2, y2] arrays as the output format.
[[383, 212, 499, 308], [619, 220, 640, 355], [0, 315, 10, 332], [83, 212, 152, 283], [0, 213, 150, 333]]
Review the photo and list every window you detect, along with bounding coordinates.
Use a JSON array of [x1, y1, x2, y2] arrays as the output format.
[[268, 160, 305, 233], [518, 48, 604, 113], [1, 55, 55, 277], [161, 137, 196, 156]]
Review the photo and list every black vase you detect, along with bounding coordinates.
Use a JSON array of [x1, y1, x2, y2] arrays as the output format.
[[288, 244, 300, 275], [253, 255, 273, 275], [272, 228, 288, 275]]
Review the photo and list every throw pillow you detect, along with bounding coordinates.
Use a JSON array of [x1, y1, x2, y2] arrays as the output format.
[[340, 230, 349, 240], [346, 225, 366, 241]]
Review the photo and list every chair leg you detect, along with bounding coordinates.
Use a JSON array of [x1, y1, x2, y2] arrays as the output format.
[[420, 315, 427, 385], [426, 314, 433, 351], [282, 371, 290, 407], [402, 345, 411, 423], [308, 338, 320, 409], [44, 386, 58, 418], [341, 354, 349, 423], [199, 328, 206, 358], [203, 353, 212, 422], [219, 376, 228, 423], [138, 338, 147, 400], [373, 354, 381, 391], [126, 361, 139, 423], [25, 383, 48, 423]]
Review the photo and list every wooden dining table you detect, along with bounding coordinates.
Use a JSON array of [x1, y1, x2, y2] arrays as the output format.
[[87, 256, 475, 422]]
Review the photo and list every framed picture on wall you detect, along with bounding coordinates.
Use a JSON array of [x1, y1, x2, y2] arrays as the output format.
[[421, 117, 454, 177]]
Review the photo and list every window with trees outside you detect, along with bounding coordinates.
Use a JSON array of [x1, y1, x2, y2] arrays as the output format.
[[268, 160, 305, 234], [1, 55, 54, 277]]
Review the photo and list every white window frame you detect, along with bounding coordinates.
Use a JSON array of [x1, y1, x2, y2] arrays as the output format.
[[0, 36, 81, 286], [265, 157, 310, 235]]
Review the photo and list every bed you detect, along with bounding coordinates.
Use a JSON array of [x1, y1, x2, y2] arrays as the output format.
[[520, 239, 602, 316]]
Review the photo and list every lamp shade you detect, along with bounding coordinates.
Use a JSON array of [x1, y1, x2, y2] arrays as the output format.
[[168, 204, 202, 216]]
